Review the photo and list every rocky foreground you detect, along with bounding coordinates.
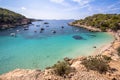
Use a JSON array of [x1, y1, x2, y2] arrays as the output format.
[[0, 54, 120, 80]]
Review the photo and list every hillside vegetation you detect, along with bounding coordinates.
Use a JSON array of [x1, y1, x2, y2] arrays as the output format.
[[0, 8, 31, 29], [73, 14, 120, 31]]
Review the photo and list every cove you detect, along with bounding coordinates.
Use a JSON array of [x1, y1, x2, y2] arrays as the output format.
[[0, 20, 114, 74]]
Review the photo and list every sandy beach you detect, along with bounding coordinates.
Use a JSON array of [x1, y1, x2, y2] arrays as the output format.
[[69, 22, 101, 32]]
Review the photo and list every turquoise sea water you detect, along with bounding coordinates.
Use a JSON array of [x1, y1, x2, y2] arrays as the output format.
[[0, 20, 114, 74]]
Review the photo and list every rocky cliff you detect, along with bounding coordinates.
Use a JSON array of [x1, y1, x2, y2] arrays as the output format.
[[0, 8, 31, 30]]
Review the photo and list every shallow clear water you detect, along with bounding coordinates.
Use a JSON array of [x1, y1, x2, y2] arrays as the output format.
[[0, 20, 114, 74]]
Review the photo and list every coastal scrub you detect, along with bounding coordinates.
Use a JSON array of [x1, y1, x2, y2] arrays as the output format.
[[52, 61, 73, 76], [81, 55, 111, 74], [117, 46, 120, 56], [72, 14, 120, 31]]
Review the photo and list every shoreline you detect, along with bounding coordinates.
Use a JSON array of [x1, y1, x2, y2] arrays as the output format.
[[68, 22, 101, 32], [0, 18, 32, 30], [93, 32, 116, 55], [69, 22, 120, 57]]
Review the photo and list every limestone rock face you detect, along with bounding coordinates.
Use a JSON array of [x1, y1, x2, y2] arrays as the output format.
[[0, 68, 110, 80], [0, 69, 42, 80], [0, 69, 64, 80], [1, 59, 120, 80]]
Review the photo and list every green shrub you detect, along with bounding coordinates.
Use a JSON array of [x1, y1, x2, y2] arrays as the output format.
[[81, 55, 110, 74], [117, 46, 120, 56], [102, 55, 112, 62], [72, 14, 120, 31], [52, 61, 71, 76]]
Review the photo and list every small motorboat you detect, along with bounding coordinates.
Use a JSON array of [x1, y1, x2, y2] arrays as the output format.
[[16, 30, 19, 32], [34, 30, 37, 33], [40, 30, 43, 33], [61, 26, 64, 29], [29, 24, 34, 26], [36, 25, 40, 27], [24, 28, 29, 30], [40, 28, 45, 31], [10, 33, 16, 37], [40, 28, 45, 33], [44, 22, 49, 24], [23, 25, 28, 28], [75, 29, 79, 32], [52, 30, 56, 34]]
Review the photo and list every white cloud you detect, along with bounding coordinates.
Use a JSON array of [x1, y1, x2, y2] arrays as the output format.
[[64, 4, 89, 11], [50, 0, 70, 7], [21, 7, 26, 10], [72, 0, 93, 6], [108, 1, 120, 9], [87, 5, 92, 11], [93, 1, 120, 13], [50, 0, 64, 3]]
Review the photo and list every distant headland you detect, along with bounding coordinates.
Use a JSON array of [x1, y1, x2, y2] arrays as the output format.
[[69, 14, 120, 32], [0, 8, 37, 30]]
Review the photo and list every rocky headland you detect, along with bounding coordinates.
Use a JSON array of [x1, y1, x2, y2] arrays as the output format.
[[0, 8, 32, 30]]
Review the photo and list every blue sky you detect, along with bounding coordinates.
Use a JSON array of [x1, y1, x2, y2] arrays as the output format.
[[0, 0, 120, 19]]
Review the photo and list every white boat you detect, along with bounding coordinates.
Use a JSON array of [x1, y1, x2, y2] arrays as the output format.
[[52, 30, 56, 33], [34, 30, 37, 33], [16, 30, 19, 32], [76, 29, 79, 32], [36, 25, 40, 27], [24, 28, 29, 30], [23, 25, 28, 28], [10, 33, 16, 37], [44, 22, 49, 24]]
